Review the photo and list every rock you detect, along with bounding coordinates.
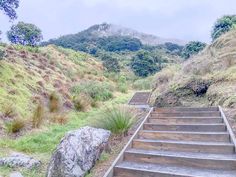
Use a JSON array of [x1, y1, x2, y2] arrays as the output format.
[[0, 153, 41, 169], [9, 172, 24, 177], [46, 126, 111, 177]]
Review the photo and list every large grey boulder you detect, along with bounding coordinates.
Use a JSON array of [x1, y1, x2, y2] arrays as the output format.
[[46, 126, 111, 177], [0, 152, 41, 169]]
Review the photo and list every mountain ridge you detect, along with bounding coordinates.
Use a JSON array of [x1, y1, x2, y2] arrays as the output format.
[[85, 23, 187, 45]]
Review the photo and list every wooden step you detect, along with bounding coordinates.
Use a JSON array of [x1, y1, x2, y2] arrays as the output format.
[[148, 117, 223, 124], [114, 161, 236, 177], [139, 130, 230, 142], [154, 107, 219, 113], [124, 149, 236, 170], [151, 112, 221, 117], [132, 139, 235, 154], [143, 123, 226, 132]]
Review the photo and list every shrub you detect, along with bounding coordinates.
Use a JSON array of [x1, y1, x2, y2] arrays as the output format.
[[4, 118, 25, 133], [32, 101, 44, 128], [71, 81, 113, 101], [211, 15, 236, 41], [49, 92, 60, 112], [181, 41, 206, 59], [131, 50, 160, 77], [101, 54, 120, 73], [95, 106, 136, 136], [73, 93, 92, 112]]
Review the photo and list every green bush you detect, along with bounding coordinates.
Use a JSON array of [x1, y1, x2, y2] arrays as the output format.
[[211, 15, 236, 41], [131, 50, 160, 77], [71, 81, 113, 101], [181, 41, 206, 59], [95, 106, 136, 136]]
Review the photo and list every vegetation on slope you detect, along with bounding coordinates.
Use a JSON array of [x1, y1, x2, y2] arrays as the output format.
[[151, 29, 236, 108]]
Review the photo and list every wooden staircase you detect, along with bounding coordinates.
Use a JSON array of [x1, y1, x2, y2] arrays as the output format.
[[104, 106, 236, 177], [128, 92, 151, 106]]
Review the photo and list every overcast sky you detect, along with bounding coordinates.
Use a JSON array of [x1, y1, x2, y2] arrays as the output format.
[[1, 0, 236, 43]]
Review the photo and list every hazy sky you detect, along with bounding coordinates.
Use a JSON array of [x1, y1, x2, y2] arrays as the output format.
[[1, 0, 236, 43]]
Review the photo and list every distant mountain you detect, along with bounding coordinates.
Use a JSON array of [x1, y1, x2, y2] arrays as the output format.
[[43, 23, 186, 53], [87, 23, 186, 46]]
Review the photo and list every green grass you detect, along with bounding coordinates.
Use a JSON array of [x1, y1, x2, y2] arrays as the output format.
[[0, 93, 131, 177], [94, 106, 136, 136], [0, 93, 131, 154]]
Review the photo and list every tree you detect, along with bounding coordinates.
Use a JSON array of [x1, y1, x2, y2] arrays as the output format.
[[131, 50, 159, 77], [7, 22, 43, 46], [211, 15, 236, 41], [101, 54, 120, 73], [181, 41, 206, 59], [0, 0, 19, 20]]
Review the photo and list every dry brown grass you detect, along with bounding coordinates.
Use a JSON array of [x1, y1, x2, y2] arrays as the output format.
[[51, 113, 68, 125], [32, 101, 44, 128], [73, 93, 92, 112], [4, 118, 25, 133], [49, 92, 61, 112]]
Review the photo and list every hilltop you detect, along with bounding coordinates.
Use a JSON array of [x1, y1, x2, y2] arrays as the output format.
[[44, 23, 186, 49]]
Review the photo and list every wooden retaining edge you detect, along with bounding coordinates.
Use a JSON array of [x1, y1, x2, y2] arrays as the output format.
[[103, 107, 154, 177], [219, 106, 236, 153]]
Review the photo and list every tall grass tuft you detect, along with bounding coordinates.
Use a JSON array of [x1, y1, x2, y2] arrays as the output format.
[[49, 92, 60, 112], [73, 93, 92, 112], [4, 118, 25, 133], [95, 106, 136, 136], [32, 101, 44, 128]]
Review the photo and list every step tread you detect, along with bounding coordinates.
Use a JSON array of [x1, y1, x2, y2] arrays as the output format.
[[144, 123, 225, 126], [133, 138, 234, 146], [115, 161, 236, 177], [140, 130, 229, 135], [125, 148, 236, 160], [150, 116, 222, 119]]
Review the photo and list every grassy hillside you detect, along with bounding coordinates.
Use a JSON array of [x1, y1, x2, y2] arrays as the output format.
[[150, 29, 236, 108], [0, 44, 112, 117], [0, 43, 136, 176]]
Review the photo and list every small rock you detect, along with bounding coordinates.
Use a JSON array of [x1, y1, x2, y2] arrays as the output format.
[[46, 126, 111, 177], [0, 152, 41, 169], [10, 172, 24, 177]]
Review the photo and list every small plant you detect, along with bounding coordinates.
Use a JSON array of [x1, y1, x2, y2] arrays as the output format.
[[73, 93, 92, 112], [51, 113, 68, 125], [95, 106, 136, 136], [4, 118, 25, 133], [2, 103, 16, 118], [49, 92, 60, 112], [32, 101, 44, 128]]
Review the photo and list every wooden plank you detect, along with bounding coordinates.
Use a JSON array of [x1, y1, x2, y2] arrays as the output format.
[[103, 107, 153, 177]]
